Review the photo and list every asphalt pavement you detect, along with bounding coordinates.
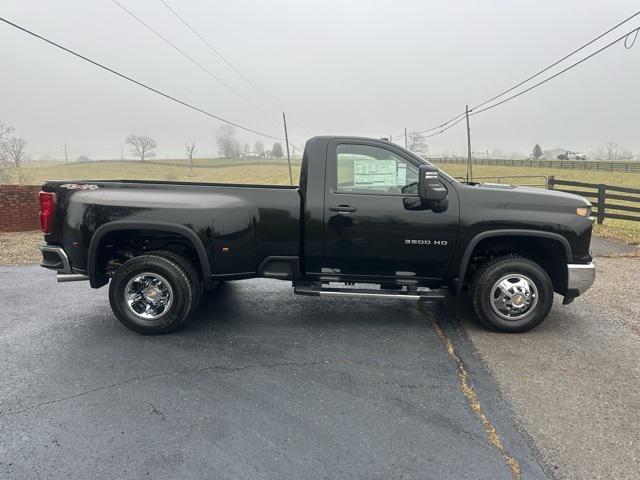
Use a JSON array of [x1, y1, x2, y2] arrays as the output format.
[[460, 237, 640, 480], [0, 266, 548, 480]]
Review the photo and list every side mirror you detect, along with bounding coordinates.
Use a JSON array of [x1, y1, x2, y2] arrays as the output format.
[[418, 164, 448, 203]]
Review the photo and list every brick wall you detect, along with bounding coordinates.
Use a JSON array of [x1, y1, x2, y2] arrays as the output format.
[[0, 185, 41, 232]]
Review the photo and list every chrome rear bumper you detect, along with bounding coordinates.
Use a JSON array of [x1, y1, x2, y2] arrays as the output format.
[[40, 244, 72, 273], [567, 262, 595, 296], [40, 244, 89, 282]]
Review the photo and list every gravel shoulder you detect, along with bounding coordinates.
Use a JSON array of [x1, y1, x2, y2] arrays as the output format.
[[0, 231, 41, 265], [458, 244, 640, 479]]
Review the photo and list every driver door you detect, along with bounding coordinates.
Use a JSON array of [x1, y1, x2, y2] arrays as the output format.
[[322, 140, 458, 280]]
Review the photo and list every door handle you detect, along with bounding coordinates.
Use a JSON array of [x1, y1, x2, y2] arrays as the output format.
[[329, 205, 357, 213]]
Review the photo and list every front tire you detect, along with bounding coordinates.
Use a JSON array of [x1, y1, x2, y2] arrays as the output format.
[[471, 255, 553, 333], [109, 254, 195, 334]]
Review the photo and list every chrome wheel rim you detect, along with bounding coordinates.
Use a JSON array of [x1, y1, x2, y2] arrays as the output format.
[[124, 272, 173, 320], [490, 274, 538, 321]]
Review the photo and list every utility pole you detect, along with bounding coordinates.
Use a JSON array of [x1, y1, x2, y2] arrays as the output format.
[[120, 144, 124, 161], [404, 128, 408, 149], [465, 104, 473, 182], [282, 112, 293, 185], [64, 143, 68, 164]]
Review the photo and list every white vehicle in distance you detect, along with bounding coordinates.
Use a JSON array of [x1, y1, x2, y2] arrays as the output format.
[[557, 150, 587, 160]]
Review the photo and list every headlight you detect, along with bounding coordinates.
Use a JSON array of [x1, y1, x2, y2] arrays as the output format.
[[576, 206, 592, 217]]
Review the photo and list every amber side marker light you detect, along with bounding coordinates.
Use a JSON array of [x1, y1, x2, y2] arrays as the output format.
[[38, 191, 56, 233], [576, 206, 592, 217]]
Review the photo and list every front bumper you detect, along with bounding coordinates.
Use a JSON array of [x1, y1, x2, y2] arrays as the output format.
[[566, 262, 596, 297]]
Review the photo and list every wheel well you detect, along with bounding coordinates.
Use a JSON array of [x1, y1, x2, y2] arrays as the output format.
[[464, 236, 568, 295], [92, 229, 204, 287]]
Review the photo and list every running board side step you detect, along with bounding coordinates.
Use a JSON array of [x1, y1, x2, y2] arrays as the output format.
[[294, 286, 445, 301]]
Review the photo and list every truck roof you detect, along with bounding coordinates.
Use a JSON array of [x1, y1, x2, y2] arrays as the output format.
[[308, 135, 392, 143]]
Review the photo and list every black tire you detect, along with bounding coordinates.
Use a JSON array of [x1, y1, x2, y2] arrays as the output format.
[[471, 254, 553, 333], [147, 250, 203, 309], [109, 254, 195, 334]]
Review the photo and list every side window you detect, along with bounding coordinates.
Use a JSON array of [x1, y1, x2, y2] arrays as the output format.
[[336, 144, 419, 194]]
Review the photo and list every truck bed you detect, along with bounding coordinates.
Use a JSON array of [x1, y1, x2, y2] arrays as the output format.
[[42, 179, 302, 279], [67, 178, 300, 189]]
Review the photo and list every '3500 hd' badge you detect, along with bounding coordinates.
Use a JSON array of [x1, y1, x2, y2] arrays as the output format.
[[405, 239, 448, 246]]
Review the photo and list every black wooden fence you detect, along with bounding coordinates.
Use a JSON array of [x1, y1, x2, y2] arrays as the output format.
[[432, 157, 640, 173], [548, 177, 640, 224]]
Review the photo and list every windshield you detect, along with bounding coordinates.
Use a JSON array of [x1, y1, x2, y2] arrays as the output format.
[[404, 150, 459, 184]]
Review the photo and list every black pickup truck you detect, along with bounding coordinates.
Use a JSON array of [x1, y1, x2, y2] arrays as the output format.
[[39, 136, 595, 334]]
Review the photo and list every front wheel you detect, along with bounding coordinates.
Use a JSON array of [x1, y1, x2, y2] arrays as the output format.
[[109, 254, 196, 334], [471, 255, 554, 333]]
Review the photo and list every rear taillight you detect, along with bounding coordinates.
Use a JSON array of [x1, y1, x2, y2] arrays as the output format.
[[39, 191, 56, 233]]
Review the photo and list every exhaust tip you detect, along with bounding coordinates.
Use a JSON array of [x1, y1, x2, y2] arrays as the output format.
[[56, 273, 89, 283]]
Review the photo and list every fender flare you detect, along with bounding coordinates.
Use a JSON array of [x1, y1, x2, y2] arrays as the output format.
[[88, 220, 212, 288], [454, 229, 572, 294]]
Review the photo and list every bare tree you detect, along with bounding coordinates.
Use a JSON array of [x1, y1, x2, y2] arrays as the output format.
[[407, 133, 429, 158], [125, 135, 157, 162], [604, 141, 633, 161], [243, 143, 250, 157], [5, 136, 27, 168], [216, 125, 240, 158], [0, 122, 14, 163], [254, 141, 264, 157], [0, 122, 12, 146], [605, 141, 618, 161], [0, 122, 11, 137], [0, 122, 14, 181], [618, 146, 634, 160], [185, 141, 196, 175]]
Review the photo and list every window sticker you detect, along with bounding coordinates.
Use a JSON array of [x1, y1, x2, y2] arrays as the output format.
[[353, 159, 398, 187]]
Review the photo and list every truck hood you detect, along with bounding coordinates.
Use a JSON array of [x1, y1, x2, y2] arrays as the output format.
[[473, 183, 591, 207], [455, 182, 593, 228]]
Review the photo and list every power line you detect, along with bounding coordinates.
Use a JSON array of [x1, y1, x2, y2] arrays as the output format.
[[409, 112, 466, 135], [407, 10, 640, 137], [470, 10, 640, 112], [0, 16, 283, 140], [423, 115, 467, 138], [156, 0, 309, 139], [411, 24, 639, 145], [159, 0, 307, 136], [400, 114, 467, 140], [158, 0, 281, 111], [470, 25, 640, 116], [111, 0, 283, 127]]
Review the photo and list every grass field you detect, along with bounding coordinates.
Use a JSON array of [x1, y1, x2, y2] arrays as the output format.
[[435, 162, 640, 189], [5, 158, 640, 245], [436, 162, 640, 245], [12, 159, 302, 186]]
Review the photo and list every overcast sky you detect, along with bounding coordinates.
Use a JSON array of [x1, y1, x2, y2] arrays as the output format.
[[2, 0, 639, 160]]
